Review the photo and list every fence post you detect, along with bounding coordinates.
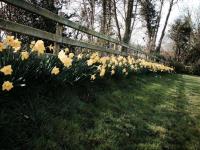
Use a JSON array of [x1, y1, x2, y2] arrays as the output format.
[[54, 12, 64, 54]]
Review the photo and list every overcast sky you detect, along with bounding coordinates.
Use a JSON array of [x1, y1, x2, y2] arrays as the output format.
[[132, 0, 200, 48]]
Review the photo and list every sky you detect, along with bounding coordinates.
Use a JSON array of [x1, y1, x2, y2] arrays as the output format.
[[132, 0, 200, 49]]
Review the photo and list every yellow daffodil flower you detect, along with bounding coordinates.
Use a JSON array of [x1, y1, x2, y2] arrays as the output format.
[[30, 41, 35, 49], [48, 44, 54, 51], [69, 53, 74, 58], [87, 59, 94, 66], [58, 50, 72, 67], [65, 48, 69, 53], [51, 66, 60, 75], [32, 40, 45, 55], [0, 42, 5, 52], [0, 65, 13, 75], [122, 68, 127, 73], [2, 81, 13, 91], [21, 51, 29, 60], [90, 74, 96, 80], [77, 53, 83, 60], [4, 36, 14, 46], [100, 68, 106, 77], [111, 70, 115, 75], [11, 39, 21, 51]]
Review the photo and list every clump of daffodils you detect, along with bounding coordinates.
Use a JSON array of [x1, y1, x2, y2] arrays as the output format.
[[0, 35, 174, 92], [138, 59, 174, 72], [3, 36, 21, 51]]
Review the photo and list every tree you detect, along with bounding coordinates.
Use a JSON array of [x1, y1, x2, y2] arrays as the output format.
[[156, 0, 177, 53], [122, 0, 135, 45], [100, 0, 113, 35], [169, 15, 192, 62], [185, 10, 200, 64], [81, 0, 96, 41], [140, 0, 158, 52], [121, 0, 139, 52], [113, 0, 122, 41], [152, 0, 164, 52]]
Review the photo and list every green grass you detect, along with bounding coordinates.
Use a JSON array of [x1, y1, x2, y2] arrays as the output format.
[[1, 74, 200, 150]]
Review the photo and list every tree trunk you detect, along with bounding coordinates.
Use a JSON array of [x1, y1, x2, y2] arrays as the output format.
[[113, 0, 122, 41], [122, 0, 134, 52], [100, 0, 107, 34], [130, 0, 138, 32], [152, 0, 164, 52], [156, 0, 174, 53]]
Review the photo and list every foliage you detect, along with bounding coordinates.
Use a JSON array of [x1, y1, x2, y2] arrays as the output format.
[[140, 0, 158, 36], [170, 16, 193, 63], [169, 14, 200, 75], [192, 62, 200, 75], [169, 61, 186, 73], [140, 0, 158, 51]]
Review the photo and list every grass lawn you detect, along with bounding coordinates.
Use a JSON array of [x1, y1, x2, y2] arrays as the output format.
[[1, 74, 200, 150]]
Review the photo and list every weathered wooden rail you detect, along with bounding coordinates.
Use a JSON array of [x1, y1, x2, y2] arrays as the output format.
[[0, 0, 159, 60]]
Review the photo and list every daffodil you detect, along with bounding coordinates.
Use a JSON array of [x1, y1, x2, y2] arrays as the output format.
[[2, 81, 13, 91], [0, 65, 13, 75], [63, 57, 73, 68], [90, 52, 99, 59], [87, 59, 94, 66], [90, 74, 96, 80], [51, 66, 60, 75], [97, 65, 102, 70], [77, 53, 83, 60], [58, 51, 74, 68], [11, 39, 21, 51], [30, 41, 35, 49], [69, 53, 74, 58], [32, 40, 45, 55], [111, 70, 115, 75], [58, 50, 66, 60], [48, 44, 54, 51], [0, 42, 5, 52], [21, 51, 29, 60], [122, 68, 127, 73], [100, 68, 106, 77], [4, 36, 14, 46], [119, 62, 122, 67], [111, 65, 115, 69], [130, 65, 134, 70], [100, 57, 108, 64], [65, 48, 69, 53]]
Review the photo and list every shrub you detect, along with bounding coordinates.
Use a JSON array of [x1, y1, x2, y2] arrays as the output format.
[[169, 61, 186, 73], [192, 62, 200, 75]]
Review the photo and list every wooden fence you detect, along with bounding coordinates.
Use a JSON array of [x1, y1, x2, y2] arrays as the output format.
[[0, 0, 160, 61]]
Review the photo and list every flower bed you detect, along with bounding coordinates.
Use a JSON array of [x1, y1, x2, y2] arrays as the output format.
[[0, 36, 174, 92]]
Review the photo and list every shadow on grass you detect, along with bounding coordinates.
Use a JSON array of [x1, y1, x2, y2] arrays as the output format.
[[84, 74, 200, 150], [0, 74, 200, 150]]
